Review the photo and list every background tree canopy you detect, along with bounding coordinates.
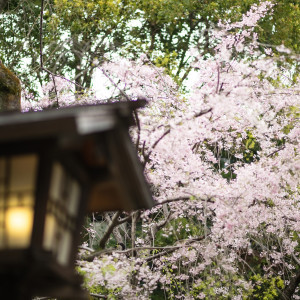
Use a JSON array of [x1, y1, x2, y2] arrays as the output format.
[[0, 0, 299, 96]]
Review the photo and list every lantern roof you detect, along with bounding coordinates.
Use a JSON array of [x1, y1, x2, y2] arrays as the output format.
[[0, 100, 154, 212], [0, 100, 144, 141]]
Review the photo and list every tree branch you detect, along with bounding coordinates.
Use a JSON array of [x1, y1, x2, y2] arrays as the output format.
[[143, 128, 171, 166], [267, 146, 285, 157], [39, 1, 85, 95], [194, 108, 213, 118], [153, 196, 214, 207], [98, 211, 122, 249], [82, 237, 206, 262], [143, 108, 212, 166], [116, 213, 133, 225], [145, 236, 206, 262]]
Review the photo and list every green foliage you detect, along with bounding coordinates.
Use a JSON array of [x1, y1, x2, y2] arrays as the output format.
[[291, 231, 300, 254], [0, 1, 42, 95], [77, 264, 122, 300], [155, 217, 204, 247], [150, 287, 165, 300], [283, 105, 300, 134], [0, 0, 299, 95], [198, 129, 261, 181], [53, 0, 128, 33], [258, 0, 300, 54], [189, 273, 284, 299], [190, 273, 255, 299], [242, 131, 261, 163], [149, 248, 286, 300], [153, 51, 179, 77], [250, 274, 285, 300], [125, 0, 260, 79]]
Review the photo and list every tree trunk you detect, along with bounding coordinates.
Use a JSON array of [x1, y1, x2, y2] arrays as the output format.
[[71, 34, 93, 100], [98, 212, 122, 249], [280, 270, 300, 299]]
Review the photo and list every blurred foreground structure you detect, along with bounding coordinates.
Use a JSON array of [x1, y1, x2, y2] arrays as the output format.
[[0, 100, 153, 299]]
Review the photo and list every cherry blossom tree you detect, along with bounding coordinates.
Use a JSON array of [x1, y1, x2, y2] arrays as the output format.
[[23, 1, 299, 299]]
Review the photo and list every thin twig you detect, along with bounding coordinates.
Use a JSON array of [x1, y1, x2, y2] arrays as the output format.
[[39, 0, 44, 68], [143, 128, 170, 166], [292, 253, 300, 266], [143, 108, 212, 166], [100, 66, 130, 101], [90, 293, 108, 299], [116, 213, 133, 225], [154, 196, 209, 207], [216, 63, 220, 94], [43, 67, 85, 89], [267, 146, 285, 157]]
